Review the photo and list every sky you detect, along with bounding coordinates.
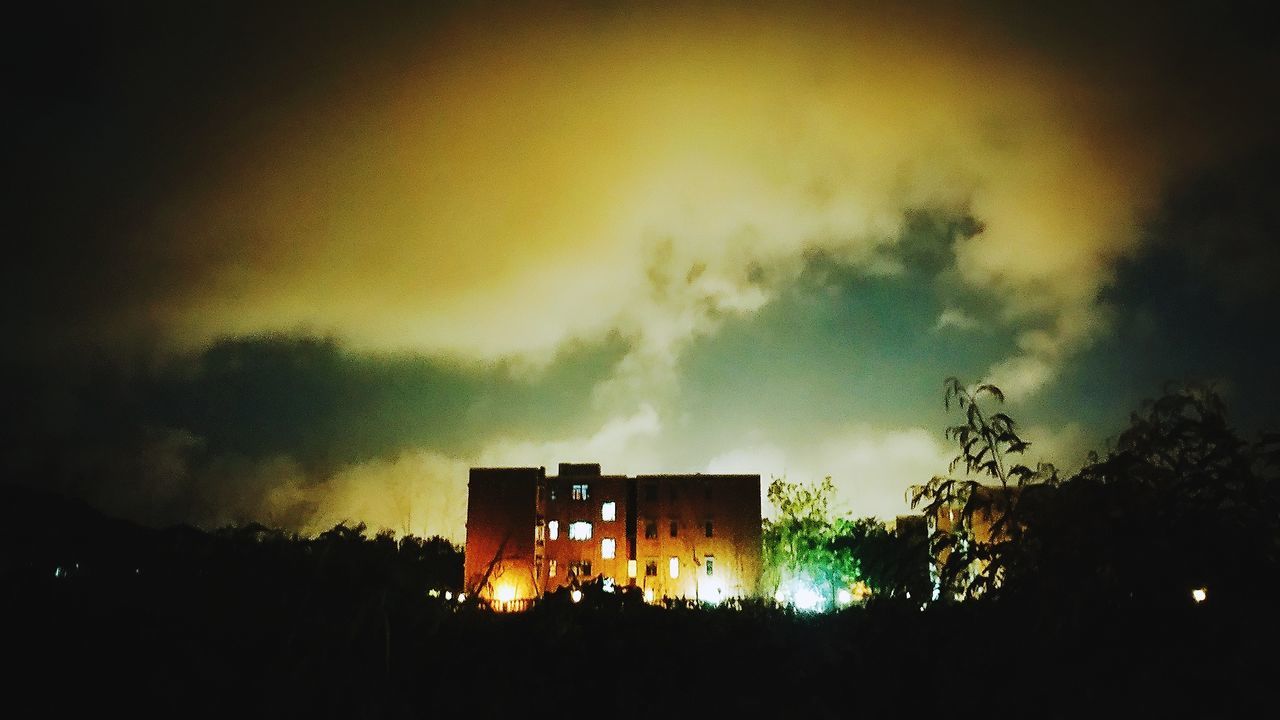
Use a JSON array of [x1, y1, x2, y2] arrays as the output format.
[[8, 0, 1280, 540]]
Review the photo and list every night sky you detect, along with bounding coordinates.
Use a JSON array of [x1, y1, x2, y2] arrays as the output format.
[[9, 0, 1279, 540]]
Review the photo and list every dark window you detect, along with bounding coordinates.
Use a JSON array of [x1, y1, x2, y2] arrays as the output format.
[[705, 521, 714, 538], [644, 520, 658, 539], [705, 556, 714, 576], [645, 560, 658, 577], [571, 484, 589, 501], [669, 520, 678, 538], [570, 560, 592, 577], [645, 484, 657, 501]]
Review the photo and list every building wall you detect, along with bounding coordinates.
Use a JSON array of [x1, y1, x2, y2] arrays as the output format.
[[464, 463, 763, 605], [463, 467, 542, 605]]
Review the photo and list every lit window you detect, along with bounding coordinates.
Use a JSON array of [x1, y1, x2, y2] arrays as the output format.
[[548, 520, 559, 541], [670, 520, 678, 538], [549, 486, 557, 501], [572, 484, 590, 501], [569, 521, 592, 540], [669, 557, 679, 579], [627, 559, 637, 578], [601, 537, 616, 559], [645, 560, 657, 577], [705, 556, 714, 576], [535, 524, 545, 543], [549, 559, 557, 577], [601, 501, 616, 521], [705, 521, 713, 538], [644, 520, 657, 539]]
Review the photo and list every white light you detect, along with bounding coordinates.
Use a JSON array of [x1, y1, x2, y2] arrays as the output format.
[[669, 557, 679, 579], [774, 588, 786, 604], [1192, 587, 1207, 603], [837, 589, 853, 605], [793, 586, 822, 612], [603, 578, 615, 593], [495, 585, 517, 603], [569, 521, 592, 540], [601, 537, 616, 559], [601, 501, 616, 522], [644, 587, 655, 603], [548, 520, 559, 540], [627, 559, 637, 578], [428, 589, 440, 598], [571, 589, 583, 603], [458, 593, 466, 602], [444, 591, 453, 601]]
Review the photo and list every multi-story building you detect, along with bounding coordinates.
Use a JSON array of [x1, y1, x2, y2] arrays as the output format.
[[464, 463, 762, 608]]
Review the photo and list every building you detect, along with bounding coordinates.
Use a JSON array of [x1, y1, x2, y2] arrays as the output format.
[[464, 463, 762, 608]]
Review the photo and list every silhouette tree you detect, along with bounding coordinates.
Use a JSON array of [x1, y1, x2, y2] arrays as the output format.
[[1008, 383, 1280, 607], [912, 377, 1057, 600]]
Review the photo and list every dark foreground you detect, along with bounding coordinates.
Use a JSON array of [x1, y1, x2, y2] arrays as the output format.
[[4, 487, 1272, 717], [9, 578, 1272, 717]]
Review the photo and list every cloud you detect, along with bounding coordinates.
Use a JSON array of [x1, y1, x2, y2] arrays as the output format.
[[28, 1, 1240, 407], [709, 426, 956, 521], [477, 404, 663, 474]]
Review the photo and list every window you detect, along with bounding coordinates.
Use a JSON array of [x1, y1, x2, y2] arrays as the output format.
[[645, 484, 657, 501], [569, 521, 592, 541], [570, 560, 592, 577], [548, 520, 559, 541], [705, 555, 714, 576], [669, 556, 679, 579], [627, 559, 637, 578], [645, 560, 658, 577], [669, 520, 678, 538], [601, 537, 616, 560], [535, 524, 545, 543], [572, 483, 590, 501], [601, 501, 616, 522], [705, 521, 714, 538], [644, 520, 657, 539], [549, 485, 557, 501], [549, 559, 557, 577]]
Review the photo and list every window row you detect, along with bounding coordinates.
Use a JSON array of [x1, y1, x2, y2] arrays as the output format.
[[642, 520, 714, 538]]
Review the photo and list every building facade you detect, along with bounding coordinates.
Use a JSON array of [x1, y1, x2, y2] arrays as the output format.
[[465, 463, 762, 607]]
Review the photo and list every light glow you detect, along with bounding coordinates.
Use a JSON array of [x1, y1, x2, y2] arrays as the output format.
[[570, 589, 583, 603], [836, 588, 853, 605], [1192, 587, 1207, 603], [548, 520, 559, 541], [601, 537, 616, 559], [569, 521, 592, 540], [669, 557, 679, 579], [601, 501, 616, 522], [495, 585, 517, 603]]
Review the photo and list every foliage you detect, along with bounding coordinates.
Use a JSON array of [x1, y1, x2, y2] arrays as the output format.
[[1007, 384, 1280, 606], [830, 516, 931, 601], [911, 377, 1057, 600], [762, 476, 857, 606]]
